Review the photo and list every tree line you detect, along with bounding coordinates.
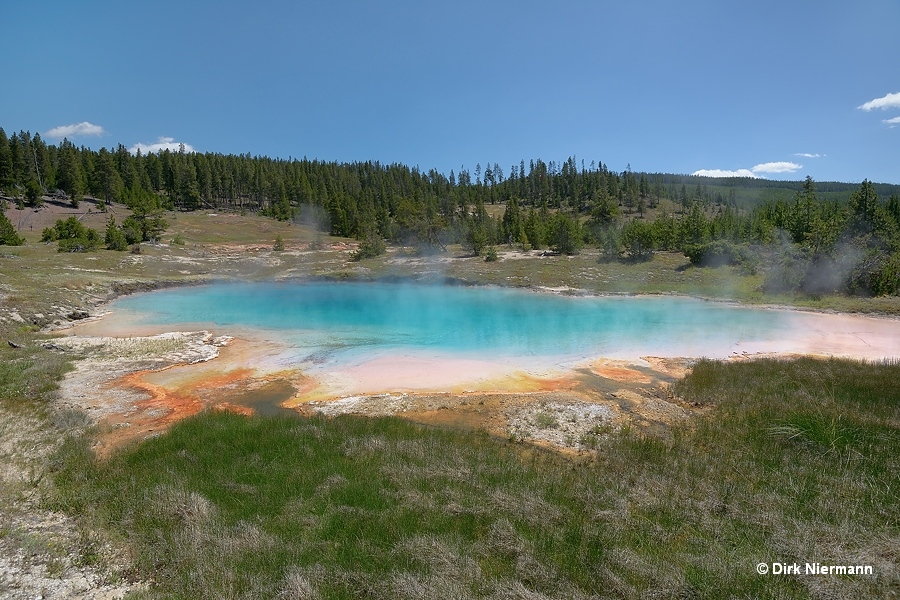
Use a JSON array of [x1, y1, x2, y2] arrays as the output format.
[[1, 127, 899, 295]]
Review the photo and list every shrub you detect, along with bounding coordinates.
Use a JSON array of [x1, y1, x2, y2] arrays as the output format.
[[58, 229, 101, 252], [847, 249, 900, 296], [350, 232, 385, 260], [121, 217, 143, 245], [104, 216, 128, 251], [620, 218, 654, 259], [122, 212, 167, 243], [105, 228, 128, 251], [25, 179, 43, 207], [684, 240, 758, 273], [42, 217, 101, 252], [466, 223, 490, 256], [762, 244, 807, 294], [595, 225, 620, 262], [550, 213, 582, 255]]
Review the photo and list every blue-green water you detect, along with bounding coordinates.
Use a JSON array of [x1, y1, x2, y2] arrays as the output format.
[[109, 282, 794, 364]]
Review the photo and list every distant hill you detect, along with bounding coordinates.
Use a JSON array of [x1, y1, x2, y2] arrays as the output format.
[[636, 174, 900, 210]]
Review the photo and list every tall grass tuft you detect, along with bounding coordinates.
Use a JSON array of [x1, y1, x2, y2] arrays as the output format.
[[51, 357, 900, 598]]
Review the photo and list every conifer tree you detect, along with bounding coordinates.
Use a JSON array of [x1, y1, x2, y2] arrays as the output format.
[[788, 175, 817, 243], [550, 212, 582, 255], [94, 148, 124, 203], [0, 208, 24, 245], [0, 128, 13, 191], [57, 140, 86, 204], [104, 215, 128, 250], [500, 196, 521, 245], [621, 218, 654, 259]]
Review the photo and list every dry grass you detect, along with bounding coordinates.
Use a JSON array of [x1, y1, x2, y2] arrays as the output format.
[[48, 356, 900, 599], [3, 208, 899, 597]]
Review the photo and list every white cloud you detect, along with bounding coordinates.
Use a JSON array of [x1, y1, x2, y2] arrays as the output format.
[[750, 161, 803, 174], [129, 136, 196, 155], [884, 116, 900, 128], [794, 153, 824, 158], [858, 92, 900, 111], [44, 121, 106, 138], [693, 160, 804, 178], [691, 168, 757, 178]]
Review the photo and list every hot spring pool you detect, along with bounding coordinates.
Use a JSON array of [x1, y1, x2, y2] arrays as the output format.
[[96, 281, 898, 370]]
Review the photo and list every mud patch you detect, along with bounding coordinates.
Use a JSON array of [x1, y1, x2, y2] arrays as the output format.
[[641, 356, 695, 380], [588, 358, 654, 384], [226, 379, 300, 417]]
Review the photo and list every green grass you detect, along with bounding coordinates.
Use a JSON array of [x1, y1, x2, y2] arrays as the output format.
[[49, 357, 900, 599], [4, 210, 900, 597]]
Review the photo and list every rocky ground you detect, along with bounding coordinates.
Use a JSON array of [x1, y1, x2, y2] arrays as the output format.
[[0, 329, 232, 599], [0, 394, 148, 599], [300, 356, 697, 453]]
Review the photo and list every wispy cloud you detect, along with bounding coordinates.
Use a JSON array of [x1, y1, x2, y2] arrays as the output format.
[[691, 168, 756, 178], [44, 121, 106, 138], [857, 92, 900, 111], [692, 160, 803, 179], [751, 161, 802, 174], [794, 152, 825, 159], [128, 136, 196, 155], [884, 116, 900, 128]]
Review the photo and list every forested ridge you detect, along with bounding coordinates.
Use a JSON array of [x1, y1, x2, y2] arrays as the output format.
[[2, 127, 899, 295]]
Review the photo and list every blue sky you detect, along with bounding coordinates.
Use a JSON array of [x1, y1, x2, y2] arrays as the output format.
[[3, 0, 899, 184]]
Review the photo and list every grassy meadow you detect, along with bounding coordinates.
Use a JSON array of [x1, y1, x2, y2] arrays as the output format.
[[49, 358, 900, 599], [1, 209, 899, 598]]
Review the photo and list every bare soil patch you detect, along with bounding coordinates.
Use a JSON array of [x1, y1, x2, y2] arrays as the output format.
[[4, 196, 129, 235]]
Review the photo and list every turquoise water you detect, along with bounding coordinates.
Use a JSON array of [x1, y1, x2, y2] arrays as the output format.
[[110, 281, 793, 363]]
